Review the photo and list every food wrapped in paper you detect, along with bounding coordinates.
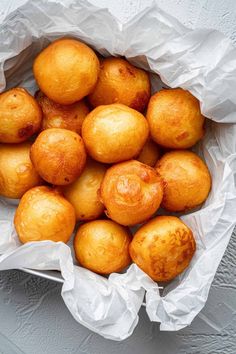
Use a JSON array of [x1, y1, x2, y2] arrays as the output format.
[[0, 0, 236, 340]]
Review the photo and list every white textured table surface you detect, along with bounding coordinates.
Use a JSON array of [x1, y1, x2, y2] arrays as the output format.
[[1, 1, 236, 353]]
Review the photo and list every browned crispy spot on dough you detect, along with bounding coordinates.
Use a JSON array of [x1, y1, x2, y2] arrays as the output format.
[[18, 124, 34, 138], [130, 91, 149, 111], [126, 66, 136, 77], [176, 131, 189, 141], [119, 65, 136, 77]]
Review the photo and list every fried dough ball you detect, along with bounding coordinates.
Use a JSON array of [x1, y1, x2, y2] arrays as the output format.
[[82, 104, 149, 163], [0, 88, 42, 143], [63, 159, 106, 221], [14, 186, 76, 244], [33, 38, 100, 105], [35, 91, 89, 134], [156, 150, 211, 212], [100, 160, 164, 226], [74, 220, 131, 274], [88, 57, 151, 112], [0, 142, 42, 199], [146, 88, 205, 149], [129, 216, 196, 282], [30, 128, 86, 185], [137, 139, 161, 167]]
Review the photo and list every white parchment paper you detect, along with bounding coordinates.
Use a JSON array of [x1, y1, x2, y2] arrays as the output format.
[[0, 0, 236, 340]]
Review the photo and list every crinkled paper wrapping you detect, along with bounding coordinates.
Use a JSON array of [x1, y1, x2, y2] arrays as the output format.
[[0, 0, 236, 340]]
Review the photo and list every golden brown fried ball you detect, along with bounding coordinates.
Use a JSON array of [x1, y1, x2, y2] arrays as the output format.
[[0, 142, 42, 199], [82, 104, 149, 163], [100, 160, 164, 226], [33, 38, 100, 105], [63, 159, 106, 221], [30, 128, 86, 185], [137, 139, 161, 167], [0, 88, 42, 143], [156, 150, 211, 212], [129, 216, 196, 282], [88, 57, 151, 112], [35, 91, 89, 134], [146, 88, 205, 149], [14, 186, 76, 243], [74, 220, 131, 274]]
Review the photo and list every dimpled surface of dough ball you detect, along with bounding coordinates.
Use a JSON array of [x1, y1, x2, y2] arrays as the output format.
[[156, 150, 211, 212], [14, 186, 76, 244], [0, 88, 42, 143], [0, 142, 42, 199], [74, 220, 131, 274], [89, 57, 150, 112], [33, 38, 100, 105], [30, 128, 86, 185], [100, 160, 164, 226], [146, 88, 205, 149], [63, 159, 106, 221], [36, 91, 89, 134], [82, 103, 149, 163], [129, 216, 196, 282]]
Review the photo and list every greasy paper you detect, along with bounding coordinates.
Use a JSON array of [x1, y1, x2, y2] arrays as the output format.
[[0, 0, 236, 340]]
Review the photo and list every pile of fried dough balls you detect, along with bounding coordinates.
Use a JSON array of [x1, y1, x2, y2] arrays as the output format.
[[0, 38, 212, 283]]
